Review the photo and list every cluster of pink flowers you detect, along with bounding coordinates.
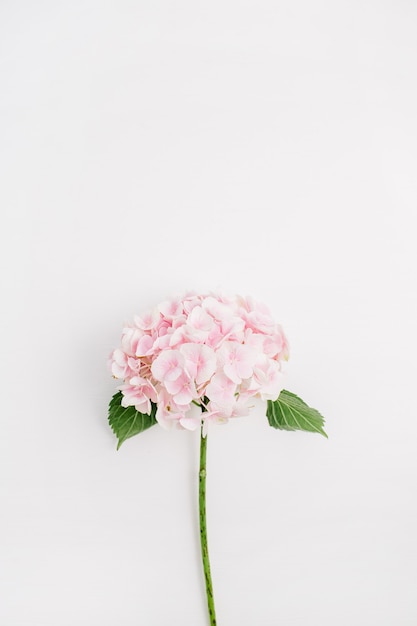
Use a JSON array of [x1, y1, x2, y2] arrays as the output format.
[[109, 292, 289, 432]]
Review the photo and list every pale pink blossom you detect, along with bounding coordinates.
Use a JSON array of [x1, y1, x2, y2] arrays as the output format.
[[249, 355, 284, 400], [180, 343, 217, 386], [202, 410, 229, 436], [218, 341, 257, 384], [230, 394, 254, 417], [158, 299, 184, 319], [154, 388, 201, 430], [119, 377, 157, 415], [134, 309, 161, 331], [188, 306, 214, 333], [168, 324, 195, 348], [164, 372, 197, 405], [121, 327, 144, 357], [155, 402, 184, 430], [153, 331, 172, 352], [154, 388, 185, 426], [205, 372, 237, 415], [179, 403, 203, 431], [205, 323, 225, 349], [134, 333, 154, 357], [110, 348, 131, 379], [151, 349, 184, 382], [202, 296, 234, 323], [155, 318, 172, 335], [182, 293, 203, 314], [220, 318, 245, 343], [110, 291, 289, 431]]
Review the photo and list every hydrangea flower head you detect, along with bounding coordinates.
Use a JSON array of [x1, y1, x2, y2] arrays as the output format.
[[109, 292, 289, 431]]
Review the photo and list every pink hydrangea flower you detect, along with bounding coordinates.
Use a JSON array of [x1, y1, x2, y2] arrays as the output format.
[[109, 291, 289, 432], [180, 343, 217, 386]]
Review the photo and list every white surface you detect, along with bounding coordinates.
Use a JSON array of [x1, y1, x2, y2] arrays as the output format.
[[1, 2, 417, 624]]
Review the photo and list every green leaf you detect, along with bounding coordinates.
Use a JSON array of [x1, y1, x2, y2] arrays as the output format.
[[267, 390, 327, 438], [108, 391, 157, 449]]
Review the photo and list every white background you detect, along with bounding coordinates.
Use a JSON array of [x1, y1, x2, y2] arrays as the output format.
[[1, 2, 417, 625]]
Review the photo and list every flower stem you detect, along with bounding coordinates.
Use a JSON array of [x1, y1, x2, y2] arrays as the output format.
[[199, 427, 217, 625]]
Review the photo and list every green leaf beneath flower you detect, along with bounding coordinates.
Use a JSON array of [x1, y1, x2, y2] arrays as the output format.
[[267, 390, 327, 438], [108, 391, 157, 449]]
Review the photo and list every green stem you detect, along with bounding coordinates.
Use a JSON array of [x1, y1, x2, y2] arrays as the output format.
[[199, 426, 217, 625]]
